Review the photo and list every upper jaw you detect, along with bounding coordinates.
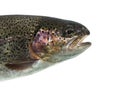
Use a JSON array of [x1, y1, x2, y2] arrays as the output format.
[[66, 34, 91, 49]]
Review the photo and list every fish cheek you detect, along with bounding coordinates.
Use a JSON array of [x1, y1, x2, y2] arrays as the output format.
[[31, 44, 61, 61]]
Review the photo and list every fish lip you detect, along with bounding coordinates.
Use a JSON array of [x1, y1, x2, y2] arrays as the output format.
[[77, 35, 91, 45], [67, 34, 91, 49]]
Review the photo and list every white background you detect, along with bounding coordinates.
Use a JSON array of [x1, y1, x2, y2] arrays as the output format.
[[0, 0, 120, 90]]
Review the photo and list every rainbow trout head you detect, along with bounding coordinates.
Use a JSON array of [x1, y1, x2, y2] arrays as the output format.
[[31, 17, 91, 63], [0, 16, 91, 80]]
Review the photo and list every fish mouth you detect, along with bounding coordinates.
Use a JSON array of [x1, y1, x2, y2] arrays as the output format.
[[66, 35, 91, 49], [49, 35, 91, 63]]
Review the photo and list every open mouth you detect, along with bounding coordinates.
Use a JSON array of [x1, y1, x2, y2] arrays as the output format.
[[67, 35, 91, 49]]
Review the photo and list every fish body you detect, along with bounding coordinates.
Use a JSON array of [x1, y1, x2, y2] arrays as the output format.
[[0, 15, 91, 80]]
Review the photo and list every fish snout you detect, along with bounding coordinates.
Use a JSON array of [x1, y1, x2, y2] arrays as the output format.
[[81, 26, 90, 35]]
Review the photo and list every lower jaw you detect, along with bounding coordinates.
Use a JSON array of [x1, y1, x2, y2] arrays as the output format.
[[78, 42, 91, 47]]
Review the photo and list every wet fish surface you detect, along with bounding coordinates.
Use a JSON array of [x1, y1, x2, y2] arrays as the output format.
[[0, 15, 91, 80]]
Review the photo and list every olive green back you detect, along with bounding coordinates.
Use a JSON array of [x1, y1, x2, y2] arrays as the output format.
[[0, 15, 41, 62]]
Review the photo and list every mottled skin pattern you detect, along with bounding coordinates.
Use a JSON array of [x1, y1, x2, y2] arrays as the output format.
[[0, 16, 41, 61], [0, 15, 90, 80]]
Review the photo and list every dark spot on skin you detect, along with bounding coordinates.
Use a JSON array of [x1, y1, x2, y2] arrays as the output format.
[[59, 37, 61, 40], [47, 32, 50, 35], [52, 33, 55, 35], [42, 31, 44, 33]]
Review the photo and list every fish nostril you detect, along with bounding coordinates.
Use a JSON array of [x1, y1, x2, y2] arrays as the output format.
[[77, 30, 82, 33]]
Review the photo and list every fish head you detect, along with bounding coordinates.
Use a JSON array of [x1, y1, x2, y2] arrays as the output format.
[[32, 17, 91, 62]]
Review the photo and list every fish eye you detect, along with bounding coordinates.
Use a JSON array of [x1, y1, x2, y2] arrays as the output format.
[[66, 29, 74, 35]]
